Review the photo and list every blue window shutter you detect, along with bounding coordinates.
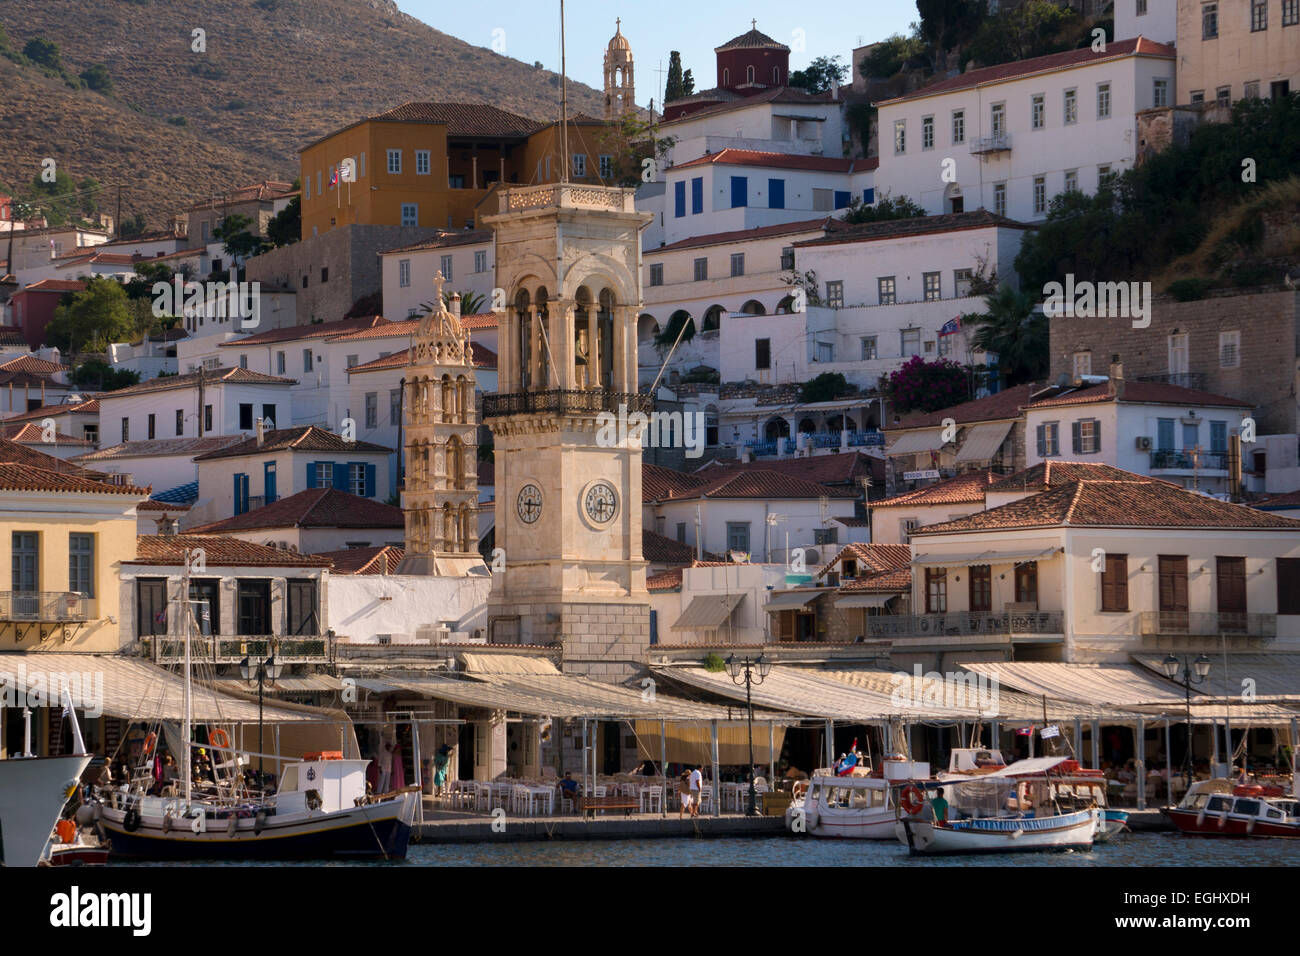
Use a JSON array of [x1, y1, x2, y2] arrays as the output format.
[[691, 177, 703, 214], [730, 176, 747, 208], [649, 608, 658, 646], [307, 461, 317, 490], [365, 463, 376, 498], [768, 178, 785, 209], [264, 462, 277, 503], [233, 474, 242, 515], [834, 190, 851, 210], [332, 462, 347, 490], [863, 187, 875, 205], [674, 181, 686, 218]]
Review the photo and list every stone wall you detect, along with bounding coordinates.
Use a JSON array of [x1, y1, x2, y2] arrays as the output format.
[[487, 600, 651, 682]]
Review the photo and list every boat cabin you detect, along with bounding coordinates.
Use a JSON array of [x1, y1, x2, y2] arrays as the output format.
[[276, 756, 370, 814], [946, 748, 1007, 775]]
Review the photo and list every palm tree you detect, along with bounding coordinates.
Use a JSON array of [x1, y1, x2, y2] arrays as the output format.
[[417, 290, 487, 317], [964, 284, 1048, 387]]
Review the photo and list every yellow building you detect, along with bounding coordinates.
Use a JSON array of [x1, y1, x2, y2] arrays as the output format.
[[1176, 0, 1299, 105], [299, 103, 611, 238]]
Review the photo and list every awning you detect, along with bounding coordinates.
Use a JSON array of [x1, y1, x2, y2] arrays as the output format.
[[835, 593, 897, 609], [217, 674, 342, 693], [955, 421, 1014, 463], [885, 428, 946, 456], [1131, 653, 1300, 703], [762, 590, 822, 613], [958, 661, 1188, 707], [672, 593, 744, 631], [634, 720, 788, 764], [912, 545, 1060, 568]]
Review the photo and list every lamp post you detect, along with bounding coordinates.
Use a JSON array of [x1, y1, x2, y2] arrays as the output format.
[[726, 653, 771, 815], [1161, 653, 1211, 792], [239, 654, 283, 781]]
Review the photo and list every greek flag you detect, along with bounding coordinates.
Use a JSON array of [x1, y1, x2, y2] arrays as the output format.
[[1041, 724, 1060, 739]]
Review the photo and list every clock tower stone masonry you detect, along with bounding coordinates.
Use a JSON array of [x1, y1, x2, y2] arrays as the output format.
[[481, 183, 654, 681]]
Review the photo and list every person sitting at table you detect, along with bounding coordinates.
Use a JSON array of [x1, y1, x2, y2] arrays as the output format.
[[559, 771, 580, 805]]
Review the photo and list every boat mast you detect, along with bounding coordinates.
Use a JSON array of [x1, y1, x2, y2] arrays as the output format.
[[182, 550, 192, 807]]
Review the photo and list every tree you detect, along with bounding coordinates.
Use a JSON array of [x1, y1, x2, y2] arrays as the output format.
[[916, 0, 984, 72], [125, 260, 174, 300], [963, 284, 1048, 387], [594, 110, 675, 187], [839, 193, 926, 224], [22, 37, 63, 72], [859, 32, 926, 79], [800, 372, 852, 404], [118, 213, 148, 239], [266, 195, 300, 247], [965, 0, 1078, 67], [45, 277, 135, 355], [214, 213, 267, 262], [664, 51, 685, 102], [79, 64, 112, 93], [681, 69, 695, 96], [882, 356, 972, 414], [789, 55, 846, 94], [69, 359, 139, 392]]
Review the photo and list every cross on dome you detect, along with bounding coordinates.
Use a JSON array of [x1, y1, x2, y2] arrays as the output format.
[[432, 270, 446, 304]]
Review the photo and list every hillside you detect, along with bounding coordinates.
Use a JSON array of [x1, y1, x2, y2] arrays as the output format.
[[0, 0, 603, 229]]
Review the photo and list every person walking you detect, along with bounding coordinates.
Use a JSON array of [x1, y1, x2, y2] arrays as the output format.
[[688, 765, 704, 818], [678, 770, 692, 819]]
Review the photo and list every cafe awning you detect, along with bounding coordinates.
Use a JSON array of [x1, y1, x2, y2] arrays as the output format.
[[885, 428, 946, 456], [955, 421, 1014, 463], [672, 593, 744, 631], [834, 593, 897, 609], [762, 590, 822, 613]]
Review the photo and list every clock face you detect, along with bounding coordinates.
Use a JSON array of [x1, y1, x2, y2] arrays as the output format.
[[584, 482, 618, 524], [516, 483, 542, 524]]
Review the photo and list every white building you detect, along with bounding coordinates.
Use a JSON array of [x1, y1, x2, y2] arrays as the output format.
[[187, 487, 405, 553], [648, 561, 792, 645], [325, 562, 491, 644], [1114, 0, 1177, 44], [380, 230, 496, 322], [873, 38, 1177, 223], [659, 86, 845, 169], [72, 435, 243, 500]]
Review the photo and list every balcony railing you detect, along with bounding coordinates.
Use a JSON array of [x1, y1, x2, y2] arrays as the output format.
[[1139, 612, 1276, 638], [747, 441, 779, 457], [847, 430, 885, 447], [867, 610, 1064, 639], [1150, 449, 1228, 470], [141, 634, 335, 664], [482, 389, 653, 419], [970, 134, 1011, 155], [0, 591, 89, 623]]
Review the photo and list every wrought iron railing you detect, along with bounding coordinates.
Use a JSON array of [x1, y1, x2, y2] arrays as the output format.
[[1139, 612, 1276, 638], [143, 634, 335, 664], [970, 134, 1011, 154], [848, 430, 885, 447], [0, 591, 89, 622], [867, 610, 1064, 639], [482, 389, 653, 419], [1150, 449, 1228, 470], [747, 441, 778, 457]]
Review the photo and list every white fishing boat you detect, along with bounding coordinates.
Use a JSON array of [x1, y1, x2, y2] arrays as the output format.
[[785, 757, 931, 839], [0, 699, 92, 868], [895, 756, 1101, 855]]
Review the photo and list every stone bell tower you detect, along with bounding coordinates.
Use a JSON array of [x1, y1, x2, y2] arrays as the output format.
[[480, 183, 653, 680], [603, 19, 635, 120], [395, 272, 486, 577]]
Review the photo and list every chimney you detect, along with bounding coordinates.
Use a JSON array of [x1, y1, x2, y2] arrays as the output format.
[[255, 417, 265, 446], [1108, 355, 1124, 400], [450, 292, 461, 318]]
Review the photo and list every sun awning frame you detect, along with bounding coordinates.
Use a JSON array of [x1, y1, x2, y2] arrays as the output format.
[[955, 420, 1015, 463], [885, 428, 947, 456], [671, 593, 745, 631]]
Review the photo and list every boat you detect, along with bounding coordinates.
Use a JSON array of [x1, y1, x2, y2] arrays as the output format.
[[1165, 779, 1300, 838], [43, 818, 111, 867], [895, 756, 1101, 855], [0, 699, 92, 868], [1043, 765, 1128, 842], [785, 757, 931, 839]]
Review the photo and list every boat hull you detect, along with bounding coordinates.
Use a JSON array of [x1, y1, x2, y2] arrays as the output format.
[[1095, 809, 1129, 843], [1166, 807, 1300, 839], [787, 808, 900, 839], [896, 808, 1099, 855], [0, 754, 91, 868], [46, 845, 111, 866]]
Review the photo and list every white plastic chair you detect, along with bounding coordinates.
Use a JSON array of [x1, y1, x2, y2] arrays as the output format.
[[593, 785, 607, 798], [699, 785, 713, 813], [640, 785, 663, 813]]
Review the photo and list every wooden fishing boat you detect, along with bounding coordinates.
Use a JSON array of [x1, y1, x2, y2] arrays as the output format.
[[1165, 779, 1300, 838]]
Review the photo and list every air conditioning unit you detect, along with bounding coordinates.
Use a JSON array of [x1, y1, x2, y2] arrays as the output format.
[[1135, 436, 1153, 451]]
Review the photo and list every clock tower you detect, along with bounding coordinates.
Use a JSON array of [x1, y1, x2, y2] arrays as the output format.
[[481, 183, 653, 681]]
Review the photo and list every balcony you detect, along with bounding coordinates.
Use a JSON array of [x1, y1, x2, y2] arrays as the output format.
[[1139, 612, 1276, 639], [970, 134, 1011, 155], [482, 389, 653, 419], [867, 610, 1064, 640], [0, 591, 89, 623], [142, 634, 335, 665], [1150, 449, 1227, 471], [847, 430, 885, 447]]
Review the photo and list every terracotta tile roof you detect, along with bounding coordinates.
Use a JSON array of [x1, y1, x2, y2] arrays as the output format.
[[0, 436, 106, 479], [55, 251, 138, 268], [461, 312, 499, 331], [986, 461, 1152, 493], [217, 315, 388, 347], [184, 181, 296, 211], [382, 229, 494, 254], [126, 534, 332, 567], [795, 209, 1028, 249], [0, 460, 148, 496], [192, 426, 392, 460], [643, 463, 711, 500], [306, 103, 546, 150], [647, 568, 683, 591], [872, 470, 997, 508], [663, 86, 836, 124], [328, 320, 417, 343], [1025, 381, 1252, 410], [695, 451, 879, 487], [2, 397, 99, 422], [0, 369, 70, 387], [97, 231, 187, 248], [188, 488, 404, 533], [889, 384, 1040, 431], [643, 529, 699, 566], [1255, 490, 1300, 509], [314, 544, 406, 574], [840, 567, 912, 593], [0, 355, 70, 375], [649, 217, 839, 254], [0, 328, 25, 347], [346, 345, 495, 374], [137, 499, 191, 512], [0, 422, 90, 445], [821, 542, 912, 577], [717, 27, 789, 51], [75, 435, 243, 461], [21, 279, 86, 293], [914, 480, 1300, 534], [700, 470, 858, 500], [670, 149, 874, 174], [99, 367, 296, 398], [878, 37, 1176, 105]]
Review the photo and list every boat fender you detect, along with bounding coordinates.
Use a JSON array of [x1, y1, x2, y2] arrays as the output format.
[[123, 807, 142, 833], [75, 804, 96, 827], [1196, 808, 1208, 826], [227, 814, 239, 837], [254, 810, 267, 835], [1218, 811, 1228, 829], [162, 813, 172, 833], [1010, 828, 1024, 839], [1246, 817, 1256, 835]]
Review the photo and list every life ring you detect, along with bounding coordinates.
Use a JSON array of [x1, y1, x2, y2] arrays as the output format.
[[209, 728, 231, 752], [142, 733, 157, 757], [900, 785, 925, 816], [123, 807, 142, 832]]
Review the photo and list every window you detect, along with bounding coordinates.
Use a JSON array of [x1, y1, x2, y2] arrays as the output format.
[[1072, 418, 1101, 454], [365, 392, 378, 429], [674, 181, 686, 218], [1137, 0, 1148, 12], [861, 336, 878, 360], [599, 154, 613, 179], [1157, 417, 1176, 451], [1073, 351, 1092, 377], [1153, 78, 1169, 107], [993, 183, 1007, 217], [440, 254, 453, 282], [902, 518, 919, 541], [137, 579, 168, 636], [878, 276, 897, 305], [1220, 330, 1240, 367], [924, 340, 936, 354], [1036, 421, 1060, 456], [937, 335, 951, 357], [1284, 0, 1299, 26], [726, 522, 750, 552], [201, 221, 211, 241], [1190, 90, 1206, 104], [349, 462, 367, 496], [1015, 562, 1038, 604], [474, 250, 488, 273], [389, 388, 401, 426], [730, 253, 745, 277], [346, 354, 359, 368], [313, 462, 334, 489], [901, 328, 921, 356], [399, 259, 411, 287], [1245, 80, 1261, 99], [990, 102, 1005, 137], [768, 178, 785, 209], [922, 115, 934, 149], [951, 110, 965, 144], [1031, 94, 1045, 129], [826, 280, 844, 308], [693, 257, 708, 281], [1064, 88, 1077, 125], [387, 149, 402, 174], [691, 177, 704, 215], [571, 153, 586, 177], [303, 349, 313, 372], [1098, 164, 1113, 183], [175, 409, 184, 436], [969, 565, 992, 613], [894, 119, 906, 154], [1210, 420, 1228, 452], [204, 405, 213, 432], [1202, 1, 1219, 37], [781, 247, 795, 270], [925, 567, 948, 613], [276, 351, 286, 374], [400, 203, 418, 226], [1033, 175, 1047, 215], [359, 152, 365, 177], [69, 534, 93, 597], [84, 425, 97, 445], [676, 522, 686, 543], [320, 266, 329, 284], [923, 272, 941, 301], [1251, 0, 1267, 30], [239, 403, 254, 430], [415, 149, 430, 175], [1100, 553, 1128, 611], [730, 176, 747, 208], [1272, 80, 1291, 100], [817, 341, 834, 363], [811, 188, 833, 211], [1216, 86, 1231, 106], [1278, 558, 1300, 614], [232, 472, 250, 515], [239, 354, 248, 369], [1097, 83, 1111, 118], [954, 269, 973, 298], [754, 338, 771, 370], [649, 263, 663, 286], [147, 413, 156, 440], [1064, 168, 1079, 193]]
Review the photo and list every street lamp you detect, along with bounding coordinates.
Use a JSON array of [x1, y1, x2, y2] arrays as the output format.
[[239, 654, 284, 781], [726, 653, 772, 815], [1161, 653, 1211, 791]]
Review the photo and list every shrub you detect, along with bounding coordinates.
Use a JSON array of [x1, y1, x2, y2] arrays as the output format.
[[1166, 278, 1215, 301]]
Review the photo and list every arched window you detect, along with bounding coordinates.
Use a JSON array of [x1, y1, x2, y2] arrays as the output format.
[[773, 66, 780, 84], [776, 295, 796, 314], [535, 287, 550, 387], [447, 436, 464, 489], [515, 289, 532, 390], [597, 288, 615, 389], [701, 304, 725, 332], [723, 68, 729, 86], [746, 65, 755, 84], [441, 374, 453, 423], [764, 418, 790, 441]]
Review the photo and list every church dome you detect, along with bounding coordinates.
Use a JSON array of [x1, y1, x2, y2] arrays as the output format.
[[608, 21, 630, 51]]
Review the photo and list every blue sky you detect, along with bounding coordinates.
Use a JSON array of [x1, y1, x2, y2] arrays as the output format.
[[395, 0, 920, 104]]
